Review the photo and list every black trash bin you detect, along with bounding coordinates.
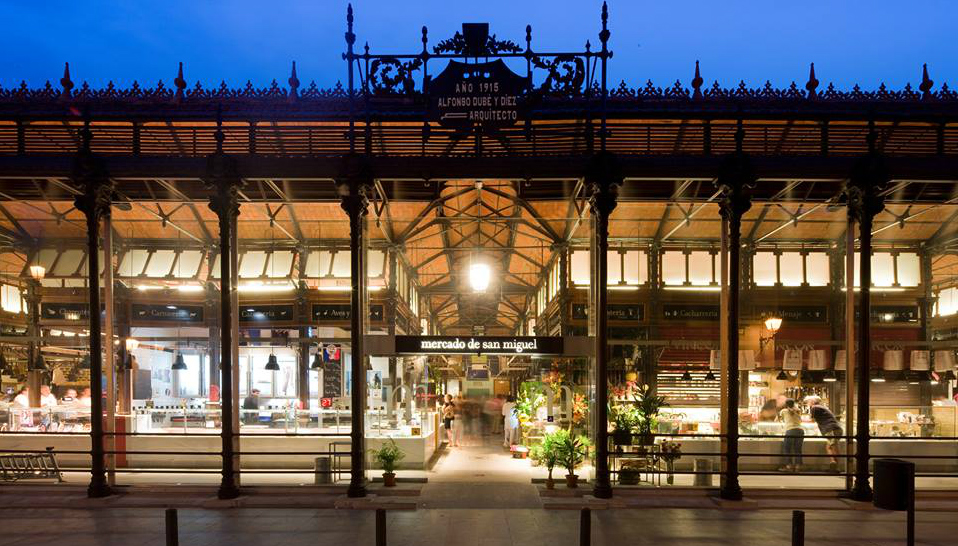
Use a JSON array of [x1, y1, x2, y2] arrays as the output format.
[[315, 456, 332, 485], [873, 458, 915, 511]]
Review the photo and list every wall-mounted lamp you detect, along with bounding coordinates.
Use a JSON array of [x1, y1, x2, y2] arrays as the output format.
[[29, 265, 46, 281], [760, 315, 783, 352]]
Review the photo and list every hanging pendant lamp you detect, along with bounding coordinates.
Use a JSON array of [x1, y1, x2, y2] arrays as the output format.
[[776, 370, 788, 381], [31, 353, 48, 371], [311, 351, 324, 369], [172, 353, 187, 371], [265, 353, 280, 371], [681, 369, 693, 381], [704, 370, 716, 381]]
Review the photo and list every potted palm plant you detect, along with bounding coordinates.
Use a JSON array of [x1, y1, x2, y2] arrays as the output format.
[[556, 430, 592, 488], [535, 431, 562, 489], [370, 439, 405, 487], [634, 384, 668, 446]]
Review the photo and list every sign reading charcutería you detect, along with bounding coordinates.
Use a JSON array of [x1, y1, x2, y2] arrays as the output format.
[[429, 59, 526, 131], [132, 304, 204, 323], [395, 335, 563, 355]]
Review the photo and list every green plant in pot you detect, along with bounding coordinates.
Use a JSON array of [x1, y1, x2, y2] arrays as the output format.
[[556, 429, 592, 488], [530, 436, 560, 489], [618, 465, 641, 486], [634, 384, 668, 446], [609, 403, 639, 448], [370, 438, 405, 487]]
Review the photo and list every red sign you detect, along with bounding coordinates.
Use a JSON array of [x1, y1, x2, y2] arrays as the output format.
[[320, 397, 333, 408]]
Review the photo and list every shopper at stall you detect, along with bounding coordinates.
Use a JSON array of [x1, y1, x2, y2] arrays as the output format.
[[39, 385, 57, 408], [778, 398, 804, 472], [12, 386, 30, 408], [805, 395, 842, 472], [442, 394, 456, 447], [12, 386, 33, 429], [60, 388, 78, 404], [77, 388, 92, 408], [242, 389, 261, 424], [502, 395, 518, 448]]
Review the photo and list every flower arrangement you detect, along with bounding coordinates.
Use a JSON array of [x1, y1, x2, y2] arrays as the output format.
[[658, 439, 682, 485]]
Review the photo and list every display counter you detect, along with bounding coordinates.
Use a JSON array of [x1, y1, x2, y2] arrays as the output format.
[[0, 407, 440, 471]]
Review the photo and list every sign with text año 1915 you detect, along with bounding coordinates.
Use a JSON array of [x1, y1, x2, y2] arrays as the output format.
[[429, 59, 527, 132]]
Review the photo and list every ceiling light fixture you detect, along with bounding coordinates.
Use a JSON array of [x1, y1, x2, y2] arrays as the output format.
[[29, 265, 46, 281], [172, 353, 187, 371], [776, 370, 788, 381], [265, 353, 280, 371], [469, 262, 491, 292]]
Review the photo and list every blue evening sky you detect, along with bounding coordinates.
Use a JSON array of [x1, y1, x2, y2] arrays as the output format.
[[1, 1, 955, 92]]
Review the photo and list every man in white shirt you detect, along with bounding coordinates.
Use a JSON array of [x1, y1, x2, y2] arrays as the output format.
[[12, 387, 30, 408], [39, 385, 58, 407]]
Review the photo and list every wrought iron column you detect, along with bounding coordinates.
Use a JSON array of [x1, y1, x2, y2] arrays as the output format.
[[587, 152, 620, 499], [339, 168, 371, 499], [716, 124, 754, 501], [846, 126, 887, 502], [207, 120, 243, 500], [73, 121, 113, 498]]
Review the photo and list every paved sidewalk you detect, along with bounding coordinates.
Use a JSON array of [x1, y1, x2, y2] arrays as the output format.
[[1, 507, 956, 546]]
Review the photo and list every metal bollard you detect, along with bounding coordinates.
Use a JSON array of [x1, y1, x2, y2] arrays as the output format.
[[165, 508, 178, 546], [791, 510, 804, 546], [376, 508, 386, 546], [579, 507, 591, 546]]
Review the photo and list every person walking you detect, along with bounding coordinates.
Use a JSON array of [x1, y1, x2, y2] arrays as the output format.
[[441, 394, 456, 447], [778, 398, 804, 472], [501, 395, 518, 448], [804, 395, 842, 473], [452, 394, 465, 447]]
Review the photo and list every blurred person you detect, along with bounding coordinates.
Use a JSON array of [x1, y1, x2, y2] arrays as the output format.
[[61, 388, 78, 403], [502, 395, 518, 448], [442, 394, 456, 446], [39, 385, 57, 407], [77, 387, 92, 408], [452, 394, 464, 447]]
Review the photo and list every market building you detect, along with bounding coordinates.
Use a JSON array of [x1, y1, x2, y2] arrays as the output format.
[[0, 4, 956, 502]]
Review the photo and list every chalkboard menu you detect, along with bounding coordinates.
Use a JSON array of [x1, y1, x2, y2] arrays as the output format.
[[323, 361, 343, 398]]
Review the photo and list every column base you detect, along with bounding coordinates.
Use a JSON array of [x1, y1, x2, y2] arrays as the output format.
[[347, 478, 367, 498], [850, 479, 873, 502], [87, 475, 112, 498], [218, 477, 241, 500], [592, 479, 613, 499], [719, 480, 743, 501]]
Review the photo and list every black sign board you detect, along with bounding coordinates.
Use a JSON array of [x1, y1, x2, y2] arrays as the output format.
[[239, 305, 294, 323], [41, 302, 103, 321], [572, 303, 644, 321], [311, 304, 384, 322], [867, 306, 920, 324], [132, 304, 204, 323], [429, 59, 526, 131], [663, 304, 720, 321], [0, 323, 27, 336], [323, 361, 343, 398], [395, 335, 563, 355], [756, 306, 828, 323]]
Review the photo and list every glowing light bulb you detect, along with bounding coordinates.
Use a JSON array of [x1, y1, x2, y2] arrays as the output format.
[[469, 262, 491, 292]]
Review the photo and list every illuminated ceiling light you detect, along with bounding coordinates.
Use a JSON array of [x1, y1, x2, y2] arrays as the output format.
[[265, 353, 280, 371], [166, 305, 177, 310], [608, 285, 640, 291], [172, 353, 187, 371], [29, 265, 46, 281], [238, 282, 294, 293], [469, 262, 491, 292], [870, 370, 886, 383], [823, 370, 837, 382], [137, 285, 163, 291], [663, 286, 721, 292], [125, 338, 139, 352], [840, 287, 906, 293]]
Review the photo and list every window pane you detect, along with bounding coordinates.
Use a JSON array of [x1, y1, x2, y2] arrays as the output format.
[[662, 251, 685, 285], [239, 251, 267, 278], [688, 251, 712, 285], [897, 253, 920, 287], [872, 252, 895, 287], [571, 250, 590, 285], [806, 252, 829, 286], [753, 251, 777, 286], [177, 354, 202, 397], [330, 251, 350, 277], [607, 251, 622, 284], [780, 252, 804, 287], [623, 250, 646, 285]]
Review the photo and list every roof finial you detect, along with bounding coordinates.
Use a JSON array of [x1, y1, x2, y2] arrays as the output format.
[[919, 63, 934, 100], [806, 63, 819, 99], [174, 62, 186, 102], [691, 60, 703, 100], [525, 25, 532, 51], [421, 26, 428, 52], [60, 62, 74, 100], [345, 4, 355, 47], [599, 2, 610, 48], [288, 61, 300, 102]]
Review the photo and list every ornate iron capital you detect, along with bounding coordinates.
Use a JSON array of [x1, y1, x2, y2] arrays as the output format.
[[205, 152, 243, 223], [845, 150, 888, 224], [72, 149, 113, 224], [586, 151, 622, 218], [338, 154, 373, 218], [715, 151, 755, 222]]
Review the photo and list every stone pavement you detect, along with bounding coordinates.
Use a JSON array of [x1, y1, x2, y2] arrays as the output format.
[[1, 506, 957, 546]]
